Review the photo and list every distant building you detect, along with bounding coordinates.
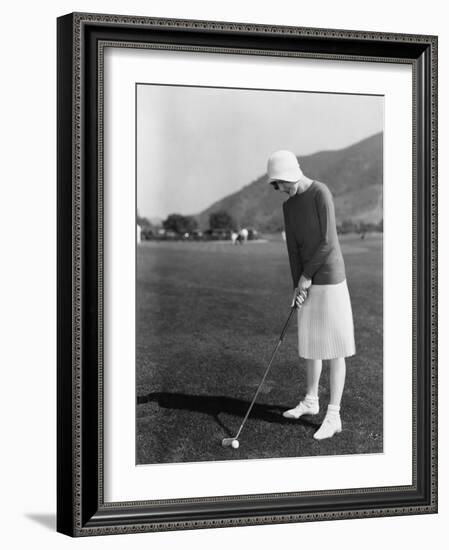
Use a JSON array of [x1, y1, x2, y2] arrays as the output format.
[[137, 223, 142, 243]]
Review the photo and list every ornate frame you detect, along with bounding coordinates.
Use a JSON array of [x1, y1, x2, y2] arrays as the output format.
[[57, 12, 438, 536]]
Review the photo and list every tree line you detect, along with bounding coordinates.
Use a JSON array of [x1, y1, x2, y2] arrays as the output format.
[[138, 210, 383, 235], [138, 210, 236, 234]]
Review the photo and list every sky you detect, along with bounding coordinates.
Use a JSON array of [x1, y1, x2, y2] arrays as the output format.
[[137, 84, 383, 221]]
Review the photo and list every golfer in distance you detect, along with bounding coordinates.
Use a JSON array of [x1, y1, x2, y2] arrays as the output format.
[[267, 150, 356, 440]]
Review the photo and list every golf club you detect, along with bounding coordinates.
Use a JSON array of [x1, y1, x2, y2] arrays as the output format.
[[222, 290, 307, 449]]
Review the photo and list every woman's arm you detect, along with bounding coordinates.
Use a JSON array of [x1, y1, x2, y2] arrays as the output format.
[[283, 202, 302, 288], [302, 186, 335, 279]]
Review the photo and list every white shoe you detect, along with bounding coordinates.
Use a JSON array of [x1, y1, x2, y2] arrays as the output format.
[[313, 412, 342, 440], [283, 397, 319, 419]]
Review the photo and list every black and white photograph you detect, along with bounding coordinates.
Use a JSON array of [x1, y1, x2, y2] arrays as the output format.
[[52, 7, 437, 540], [0, 0, 442, 544], [136, 84, 384, 464]]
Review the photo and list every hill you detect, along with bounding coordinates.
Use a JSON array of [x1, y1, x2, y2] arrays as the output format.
[[195, 132, 383, 232]]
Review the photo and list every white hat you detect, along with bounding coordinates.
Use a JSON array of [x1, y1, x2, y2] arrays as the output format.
[[267, 150, 301, 187]]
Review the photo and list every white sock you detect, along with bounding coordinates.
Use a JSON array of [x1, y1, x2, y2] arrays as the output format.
[[304, 394, 319, 404], [326, 404, 340, 416]]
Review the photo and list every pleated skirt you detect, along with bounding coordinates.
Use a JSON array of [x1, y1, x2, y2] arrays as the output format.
[[297, 279, 356, 360]]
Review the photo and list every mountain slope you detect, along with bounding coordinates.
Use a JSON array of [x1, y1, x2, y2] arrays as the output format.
[[196, 132, 383, 231]]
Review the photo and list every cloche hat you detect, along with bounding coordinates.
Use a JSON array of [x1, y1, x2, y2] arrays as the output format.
[[267, 150, 302, 189]]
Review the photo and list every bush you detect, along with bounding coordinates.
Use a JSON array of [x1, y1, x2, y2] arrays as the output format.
[[163, 214, 198, 235], [209, 210, 235, 231]]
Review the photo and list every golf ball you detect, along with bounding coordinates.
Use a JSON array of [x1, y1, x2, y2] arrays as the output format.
[[231, 440, 240, 449]]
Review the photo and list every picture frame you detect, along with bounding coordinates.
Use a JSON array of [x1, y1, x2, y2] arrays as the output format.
[[57, 12, 438, 536]]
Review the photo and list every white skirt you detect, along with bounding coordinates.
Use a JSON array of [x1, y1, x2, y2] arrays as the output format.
[[297, 279, 356, 360]]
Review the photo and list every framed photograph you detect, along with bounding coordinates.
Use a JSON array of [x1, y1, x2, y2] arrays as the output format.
[[57, 12, 438, 536]]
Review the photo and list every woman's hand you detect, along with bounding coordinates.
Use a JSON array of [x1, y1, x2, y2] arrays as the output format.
[[291, 289, 305, 308], [291, 275, 311, 308], [291, 288, 308, 308], [298, 274, 312, 292]]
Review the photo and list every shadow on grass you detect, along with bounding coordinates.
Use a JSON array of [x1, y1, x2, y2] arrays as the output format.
[[137, 392, 319, 436]]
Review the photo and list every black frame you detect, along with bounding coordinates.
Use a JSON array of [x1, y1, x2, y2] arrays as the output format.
[[57, 12, 438, 537]]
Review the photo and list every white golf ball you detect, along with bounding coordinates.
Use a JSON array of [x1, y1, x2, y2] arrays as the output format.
[[231, 440, 239, 449]]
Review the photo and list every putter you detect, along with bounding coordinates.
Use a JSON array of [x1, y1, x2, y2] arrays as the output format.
[[222, 290, 307, 449]]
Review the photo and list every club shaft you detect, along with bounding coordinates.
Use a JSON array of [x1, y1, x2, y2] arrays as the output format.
[[234, 306, 297, 440]]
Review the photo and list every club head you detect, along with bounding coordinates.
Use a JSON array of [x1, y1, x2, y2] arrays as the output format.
[[222, 437, 237, 447]]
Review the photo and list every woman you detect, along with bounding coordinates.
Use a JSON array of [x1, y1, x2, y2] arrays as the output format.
[[267, 150, 356, 440]]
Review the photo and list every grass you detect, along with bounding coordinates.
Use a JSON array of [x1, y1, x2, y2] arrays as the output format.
[[136, 233, 383, 464]]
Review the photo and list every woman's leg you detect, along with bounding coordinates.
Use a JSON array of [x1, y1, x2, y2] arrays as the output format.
[[283, 359, 321, 419], [329, 357, 346, 406], [306, 359, 322, 398], [313, 357, 345, 440]]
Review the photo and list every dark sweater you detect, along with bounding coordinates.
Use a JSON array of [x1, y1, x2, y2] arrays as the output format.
[[282, 180, 346, 286]]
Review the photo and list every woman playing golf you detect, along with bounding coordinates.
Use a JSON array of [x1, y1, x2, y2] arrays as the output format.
[[267, 150, 356, 440]]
